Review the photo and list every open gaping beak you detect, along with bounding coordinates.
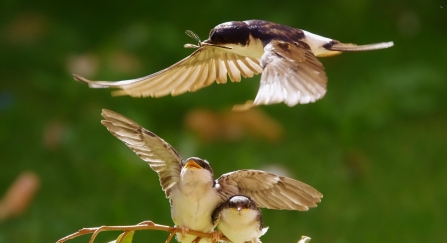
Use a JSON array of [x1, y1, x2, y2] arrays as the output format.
[[184, 160, 203, 169]]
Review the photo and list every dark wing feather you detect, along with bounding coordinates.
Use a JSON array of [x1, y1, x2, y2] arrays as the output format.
[[101, 109, 182, 198], [217, 170, 322, 211], [211, 202, 224, 227], [74, 46, 263, 98]]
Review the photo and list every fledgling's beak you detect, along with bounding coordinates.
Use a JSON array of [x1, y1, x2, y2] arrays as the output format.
[[184, 160, 203, 169]]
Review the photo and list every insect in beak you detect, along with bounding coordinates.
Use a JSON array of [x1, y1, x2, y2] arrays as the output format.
[[183, 30, 232, 49], [184, 30, 202, 48]]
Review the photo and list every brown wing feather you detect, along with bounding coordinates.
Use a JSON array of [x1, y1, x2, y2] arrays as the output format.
[[101, 109, 182, 198], [217, 170, 322, 211]]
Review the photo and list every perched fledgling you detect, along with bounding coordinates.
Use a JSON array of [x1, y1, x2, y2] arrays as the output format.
[[213, 195, 268, 243]]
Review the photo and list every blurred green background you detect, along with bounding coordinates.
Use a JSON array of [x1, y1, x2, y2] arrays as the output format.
[[1, 0, 446, 242]]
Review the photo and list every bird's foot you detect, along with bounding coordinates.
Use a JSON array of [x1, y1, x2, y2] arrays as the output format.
[[181, 226, 190, 239], [211, 231, 222, 243]]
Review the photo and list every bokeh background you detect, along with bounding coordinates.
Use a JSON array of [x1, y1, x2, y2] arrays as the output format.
[[1, 0, 446, 242]]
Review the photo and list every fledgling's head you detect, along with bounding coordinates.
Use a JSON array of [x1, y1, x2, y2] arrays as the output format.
[[227, 195, 258, 213], [181, 157, 214, 181]]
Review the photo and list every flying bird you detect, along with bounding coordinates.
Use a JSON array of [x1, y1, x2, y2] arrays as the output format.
[[74, 20, 393, 109], [100, 109, 322, 243], [212, 195, 268, 243]]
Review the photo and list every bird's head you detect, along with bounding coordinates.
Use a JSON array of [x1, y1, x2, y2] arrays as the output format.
[[227, 195, 258, 214], [180, 157, 214, 182], [204, 21, 250, 47]]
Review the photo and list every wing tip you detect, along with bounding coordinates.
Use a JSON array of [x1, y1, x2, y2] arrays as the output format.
[[72, 73, 86, 82], [100, 109, 142, 131], [101, 109, 116, 119], [73, 74, 108, 88]]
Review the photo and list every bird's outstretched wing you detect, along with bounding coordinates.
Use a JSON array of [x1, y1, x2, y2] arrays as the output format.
[[101, 109, 182, 198], [217, 170, 323, 211], [74, 46, 263, 98], [253, 40, 327, 107]]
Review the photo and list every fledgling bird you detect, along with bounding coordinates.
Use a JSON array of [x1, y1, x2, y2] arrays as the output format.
[[212, 195, 268, 243], [74, 20, 393, 109], [100, 109, 322, 243]]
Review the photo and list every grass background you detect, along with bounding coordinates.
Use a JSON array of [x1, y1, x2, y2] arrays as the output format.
[[1, 0, 446, 242]]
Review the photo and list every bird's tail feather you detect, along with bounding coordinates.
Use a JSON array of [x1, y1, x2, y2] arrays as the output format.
[[325, 41, 394, 52]]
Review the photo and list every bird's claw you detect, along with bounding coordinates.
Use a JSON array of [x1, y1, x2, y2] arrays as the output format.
[[181, 226, 189, 239], [211, 231, 222, 243]]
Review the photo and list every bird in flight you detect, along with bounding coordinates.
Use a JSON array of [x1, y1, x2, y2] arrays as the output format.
[[212, 195, 268, 243], [100, 109, 322, 243], [74, 20, 393, 109]]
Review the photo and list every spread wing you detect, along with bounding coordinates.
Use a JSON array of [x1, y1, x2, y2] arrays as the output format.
[[74, 45, 263, 98], [216, 170, 322, 211], [254, 40, 327, 107], [101, 109, 182, 198]]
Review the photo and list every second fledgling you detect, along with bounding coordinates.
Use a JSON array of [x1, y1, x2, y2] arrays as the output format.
[[213, 195, 268, 243]]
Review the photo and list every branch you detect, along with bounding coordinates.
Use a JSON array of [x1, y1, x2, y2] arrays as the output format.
[[56, 220, 312, 243], [56, 220, 230, 243]]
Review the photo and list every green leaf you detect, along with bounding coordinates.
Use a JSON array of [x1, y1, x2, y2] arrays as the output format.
[[109, 231, 135, 243]]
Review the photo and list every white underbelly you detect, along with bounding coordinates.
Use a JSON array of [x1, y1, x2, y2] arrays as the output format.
[[218, 209, 263, 243], [223, 35, 264, 59], [170, 186, 222, 232]]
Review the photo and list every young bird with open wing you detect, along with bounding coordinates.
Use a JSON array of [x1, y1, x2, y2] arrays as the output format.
[[100, 109, 322, 243]]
